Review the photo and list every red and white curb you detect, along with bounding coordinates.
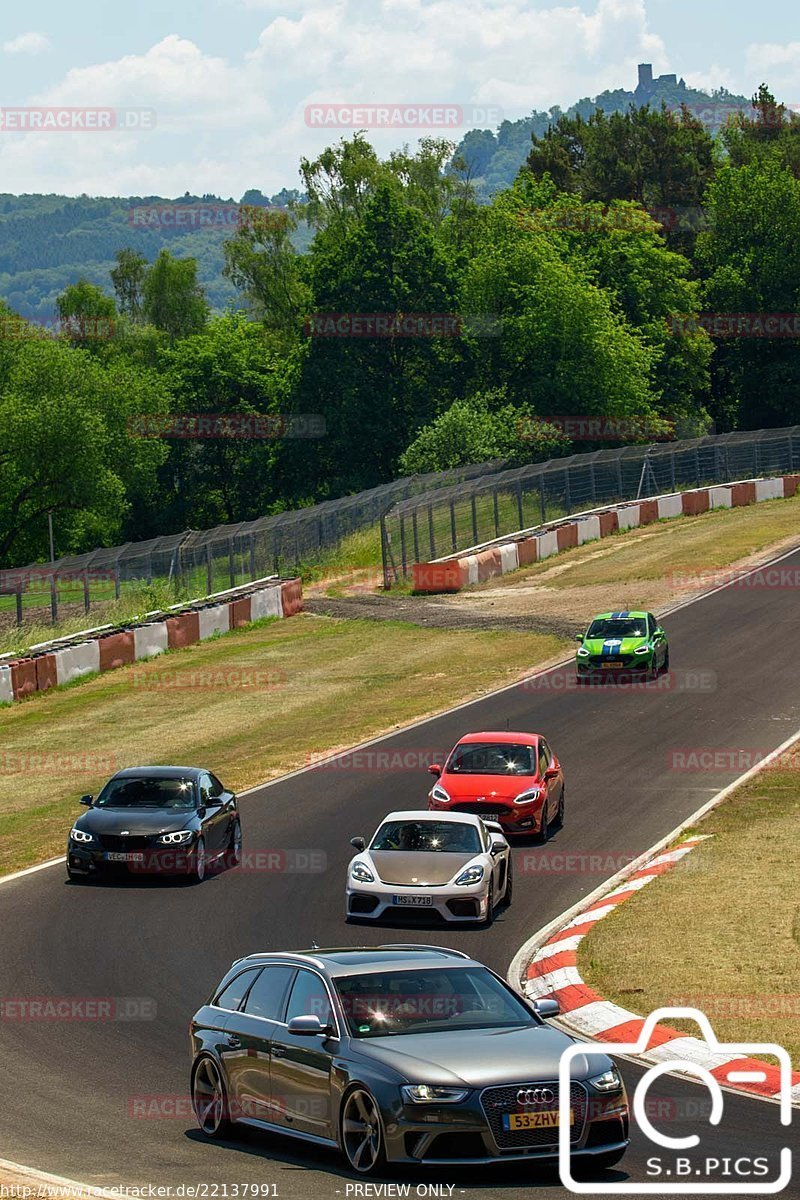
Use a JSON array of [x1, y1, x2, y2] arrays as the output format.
[[523, 837, 800, 1107]]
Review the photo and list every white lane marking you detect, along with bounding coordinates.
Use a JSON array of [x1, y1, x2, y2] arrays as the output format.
[[0, 1157, 120, 1198], [0, 857, 65, 886]]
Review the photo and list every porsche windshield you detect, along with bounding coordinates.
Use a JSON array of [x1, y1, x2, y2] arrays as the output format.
[[335, 966, 534, 1037], [587, 618, 647, 639], [447, 743, 535, 776], [371, 821, 481, 854], [94, 778, 196, 809]]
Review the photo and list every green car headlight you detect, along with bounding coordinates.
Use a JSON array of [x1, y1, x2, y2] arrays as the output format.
[[634, 646, 651, 655], [577, 648, 590, 657]]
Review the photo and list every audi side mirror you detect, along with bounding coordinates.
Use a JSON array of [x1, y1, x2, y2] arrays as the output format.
[[533, 998, 560, 1019], [80, 795, 93, 806], [287, 1015, 330, 1037], [350, 836, 366, 851]]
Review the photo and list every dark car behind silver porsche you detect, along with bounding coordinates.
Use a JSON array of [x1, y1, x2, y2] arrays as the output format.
[[66, 765, 241, 882], [190, 945, 629, 1174]]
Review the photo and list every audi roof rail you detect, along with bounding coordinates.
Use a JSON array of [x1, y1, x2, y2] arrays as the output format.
[[377, 944, 472, 959]]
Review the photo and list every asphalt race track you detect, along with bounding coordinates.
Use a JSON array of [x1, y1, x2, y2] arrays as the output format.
[[2, 547, 800, 1198]]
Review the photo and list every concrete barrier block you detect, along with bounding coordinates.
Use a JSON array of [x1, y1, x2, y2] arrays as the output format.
[[229, 597, 252, 628], [536, 530, 559, 560], [251, 585, 284, 620], [198, 604, 230, 640], [475, 548, 502, 582], [517, 537, 538, 566], [682, 490, 710, 515], [166, 611, 200, 650], [460, 556, 479, 586], [98, 630, 136, 672], [598, 511, 619, 537], [499, 543, 519, 573], [637, 499, 659, 525], [280, 579, 303, 617], [556, 523, 578, 551], [781, 475, 800, 498], [412, 562, 462, 593], [10, 658, 38, 700], [616, 505, 640, 530], [35, 653, 58, 692], [55, 640, 101, 686], [709, 485, 732, 509], [657, 494, 683, 520], [133, 623, 168, 660], [754, 477, 783, 501], [0, 665, 12, 704], [730, 481, 756, 507], [576, 515, 601, 545]]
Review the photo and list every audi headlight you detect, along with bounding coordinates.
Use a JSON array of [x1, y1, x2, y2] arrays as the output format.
[[430, 784, 450, 803], [351, 861, 374, 883], [402, 1085, 469, 1104], [589, 1067, 623, 1093], [576, 647, 589, 657], [634, 646, 651, 655], [513, 787, 542, 805], [157, 830, 194, 845], [455, 864, 484, 886], [70, 827, 94, 844]]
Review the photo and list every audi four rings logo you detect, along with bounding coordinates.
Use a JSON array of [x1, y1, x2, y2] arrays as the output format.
[[516, 1086, 556, 1106]]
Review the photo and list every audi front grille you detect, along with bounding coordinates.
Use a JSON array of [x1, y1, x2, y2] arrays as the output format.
[[480, 1081, 588, 1150]]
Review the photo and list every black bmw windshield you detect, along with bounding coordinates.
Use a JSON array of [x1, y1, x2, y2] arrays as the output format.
[[94, 778, 196, 809], [335, 967, 534, 1038]]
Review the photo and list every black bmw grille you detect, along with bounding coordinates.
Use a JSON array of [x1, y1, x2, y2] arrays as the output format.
[[480, 1081, 587, 1150], [99, 835, 151, 852]]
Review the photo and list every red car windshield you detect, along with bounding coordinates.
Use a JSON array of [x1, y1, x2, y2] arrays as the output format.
[[446, 743, 535, 776]]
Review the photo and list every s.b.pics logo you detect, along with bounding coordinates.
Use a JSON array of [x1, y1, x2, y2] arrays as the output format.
[[558, 1008, 793, 1194]]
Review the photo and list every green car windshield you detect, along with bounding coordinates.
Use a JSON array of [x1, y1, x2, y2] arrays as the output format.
[[586, 617, 647, 639]]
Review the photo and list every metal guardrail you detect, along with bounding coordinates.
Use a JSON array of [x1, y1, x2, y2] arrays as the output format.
[[380, 428, 800, 585]]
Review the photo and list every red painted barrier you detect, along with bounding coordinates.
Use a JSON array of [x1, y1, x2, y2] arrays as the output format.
[[229, 597, 252, 628], [782, 474, 800, 498], [10, 658, 37, 700], [598, 510, 619, 537], [166, 611, 201, 650], [682, 490, 710, 516], [556, 524, 578, 551], [35, 654, 58, 692], [637, 499, 659, 525], [280, 579, 303, 617], [730, 481, 756, 506], [517, 537, 538, 567], [475, 548, 502, 582], [99, 630, 136, 672], [412, 562, 462, 593]]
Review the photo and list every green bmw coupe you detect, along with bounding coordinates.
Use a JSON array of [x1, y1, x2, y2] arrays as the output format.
[[575, 611, 669, 680]]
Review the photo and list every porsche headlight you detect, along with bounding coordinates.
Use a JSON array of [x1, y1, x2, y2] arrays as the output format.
[[351, 861, 375, 883], [70, 827, 95, 844], [157, 830, 194, 845], [430, 784, 450, 803], [589, 1067, 623, 1093], [402, 1084, 469, 1104], [455, 864, 484, 886]]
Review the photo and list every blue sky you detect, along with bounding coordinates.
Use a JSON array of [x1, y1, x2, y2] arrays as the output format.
[[0, 0, 797, 197]]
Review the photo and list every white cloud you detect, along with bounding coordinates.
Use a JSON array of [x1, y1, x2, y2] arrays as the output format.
[[4, 0, 674, 196], [3, 31, 51, 55]]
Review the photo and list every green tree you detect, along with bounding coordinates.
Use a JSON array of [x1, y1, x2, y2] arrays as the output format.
[[142, 250, 209, 340], [223, 208, 310, 338], [110, 249, 148, 320]]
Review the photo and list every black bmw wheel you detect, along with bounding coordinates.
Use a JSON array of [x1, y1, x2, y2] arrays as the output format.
[[341, 1087, 385, 1175], [190, 837, 207, 883], [227, 819, 242, 869]]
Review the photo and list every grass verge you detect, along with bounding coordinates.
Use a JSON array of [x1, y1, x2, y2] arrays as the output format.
[[0, 614, 565, 876], [578, 751, 800, 1065]]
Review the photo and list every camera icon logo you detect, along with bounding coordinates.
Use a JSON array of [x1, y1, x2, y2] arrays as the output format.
[[558, 1007, 793, 1194]]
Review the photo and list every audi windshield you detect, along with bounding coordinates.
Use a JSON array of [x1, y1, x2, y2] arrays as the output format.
[[335, 967, 535, 1037]]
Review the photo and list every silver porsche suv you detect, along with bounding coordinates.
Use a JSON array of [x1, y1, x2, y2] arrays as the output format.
[[190, 945, 629, 1173]]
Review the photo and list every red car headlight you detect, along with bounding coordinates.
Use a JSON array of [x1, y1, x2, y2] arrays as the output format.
[[513, 787, 543, 805]]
